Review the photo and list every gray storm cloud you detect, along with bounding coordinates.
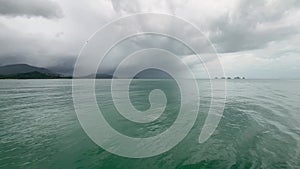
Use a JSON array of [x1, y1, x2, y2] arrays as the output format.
[[0, 0, 63, 18], [0, 0, 299, 78], [209, 0, 300, 53]]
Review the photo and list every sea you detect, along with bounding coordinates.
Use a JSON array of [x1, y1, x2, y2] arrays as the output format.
[[0, 79, 300, 169]]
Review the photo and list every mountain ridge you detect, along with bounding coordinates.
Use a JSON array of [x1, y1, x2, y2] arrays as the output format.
[[0, 64, 53, 75], [0, 64, 69, 79]]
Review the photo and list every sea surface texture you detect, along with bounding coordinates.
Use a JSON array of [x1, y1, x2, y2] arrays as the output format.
[[0, 79, 300, 169]]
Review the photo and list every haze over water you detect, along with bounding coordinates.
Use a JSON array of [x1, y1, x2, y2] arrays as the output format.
[[1, 79, 300, 169]]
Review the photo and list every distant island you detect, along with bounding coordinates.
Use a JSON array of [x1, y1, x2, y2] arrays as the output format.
[[0, 64, 70, 79], [0, 64, 171, 79], [0, 71, 65, 79], [77, 73, 114, 79], [0, 64, 247, 80], [215, 76, 246, 79]]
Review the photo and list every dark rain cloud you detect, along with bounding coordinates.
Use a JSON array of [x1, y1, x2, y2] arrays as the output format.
[[209, 0, 300, 53], [0, 0, 63, 18]]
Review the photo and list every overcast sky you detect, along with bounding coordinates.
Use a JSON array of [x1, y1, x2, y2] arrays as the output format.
[[0, 0, 299, 78]]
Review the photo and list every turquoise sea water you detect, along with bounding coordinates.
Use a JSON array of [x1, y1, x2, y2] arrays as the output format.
[[0, 79, 300, 169]]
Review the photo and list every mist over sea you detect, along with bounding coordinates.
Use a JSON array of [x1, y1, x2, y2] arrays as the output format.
[[1, 79, 300, 169]]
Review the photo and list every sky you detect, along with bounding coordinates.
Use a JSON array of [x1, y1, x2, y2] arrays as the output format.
[[0, 0, 299, 78]]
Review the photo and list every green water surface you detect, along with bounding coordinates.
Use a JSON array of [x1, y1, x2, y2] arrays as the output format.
[[0, 79, 300, 169]]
